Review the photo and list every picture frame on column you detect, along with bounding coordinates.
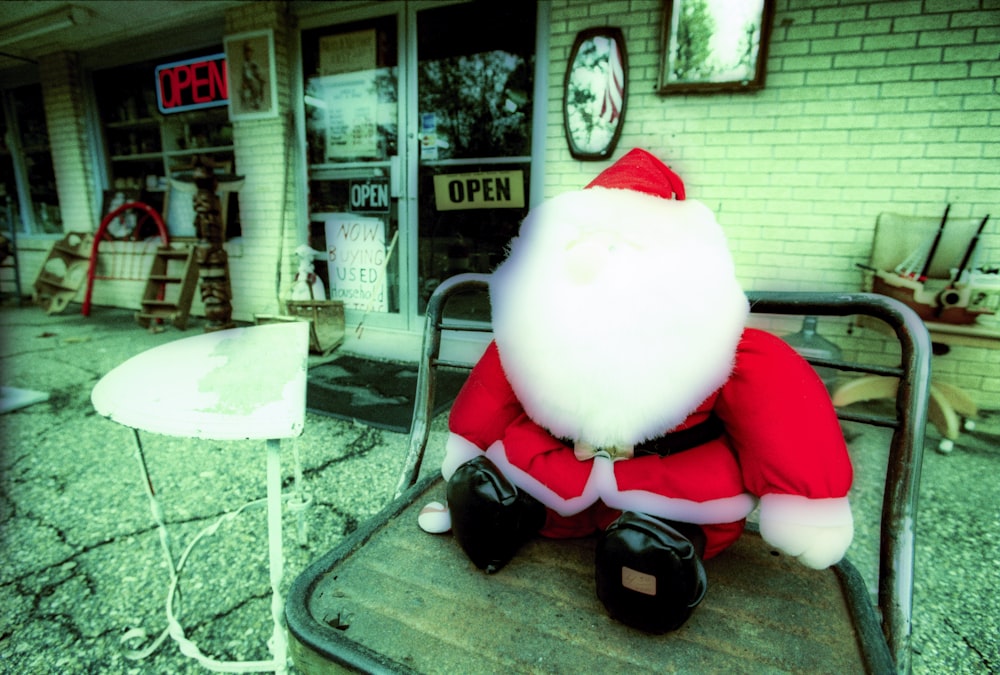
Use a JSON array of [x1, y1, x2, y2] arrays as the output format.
[[224, 29, 279, 120]]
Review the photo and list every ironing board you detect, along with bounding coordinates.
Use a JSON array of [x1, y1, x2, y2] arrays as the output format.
[[92, 321, 310, 673]]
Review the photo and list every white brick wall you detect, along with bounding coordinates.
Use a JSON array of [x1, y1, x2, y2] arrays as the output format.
[[28, 52, 110, 310], [547, 0, 1000, 407]]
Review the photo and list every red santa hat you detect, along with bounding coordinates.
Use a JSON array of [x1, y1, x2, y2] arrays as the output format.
[[585, 147, 686, 201]]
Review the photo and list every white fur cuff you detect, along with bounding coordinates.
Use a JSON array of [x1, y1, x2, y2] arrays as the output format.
[[441, 433, 485, 481], [758, 494, 854, 568], [759, 494, 853, 527]]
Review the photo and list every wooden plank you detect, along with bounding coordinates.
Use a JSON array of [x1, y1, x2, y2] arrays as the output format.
[[294, 481, 868, 674]]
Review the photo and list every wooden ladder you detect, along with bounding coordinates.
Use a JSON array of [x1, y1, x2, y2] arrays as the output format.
[[136, 245, 199, 330]]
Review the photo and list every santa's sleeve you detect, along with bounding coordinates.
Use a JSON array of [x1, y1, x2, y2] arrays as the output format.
[[444, 341, 595, 505], [448, 341, 523, 450], [715, 329, 852, 501]]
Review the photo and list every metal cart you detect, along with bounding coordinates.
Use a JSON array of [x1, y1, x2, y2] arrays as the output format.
[[287, 273, 931, 674]]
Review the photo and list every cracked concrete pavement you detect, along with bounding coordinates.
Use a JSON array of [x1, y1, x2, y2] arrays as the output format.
[[0, 302, 997, 673]]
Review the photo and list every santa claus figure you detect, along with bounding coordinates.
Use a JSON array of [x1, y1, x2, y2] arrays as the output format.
[[419, 148, 854, 633]]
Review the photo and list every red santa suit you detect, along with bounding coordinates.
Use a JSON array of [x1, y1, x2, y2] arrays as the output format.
[[445, 329, 853, 561], [431, 148, 855, 570]]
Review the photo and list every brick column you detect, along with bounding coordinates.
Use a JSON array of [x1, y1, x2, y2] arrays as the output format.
[[38, 51, 101, 232], [224, 2, 303, 317]]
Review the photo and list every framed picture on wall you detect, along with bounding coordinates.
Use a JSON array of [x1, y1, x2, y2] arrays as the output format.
[[563, 27, 628, 161], [224, 29, 279, 120], [658, 0, 775, 94]]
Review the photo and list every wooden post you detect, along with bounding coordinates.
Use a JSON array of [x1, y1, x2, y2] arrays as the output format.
[[193, 161, 235, 332]]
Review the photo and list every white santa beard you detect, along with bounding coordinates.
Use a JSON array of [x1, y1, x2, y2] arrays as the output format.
[[491, 189, 749, 448]]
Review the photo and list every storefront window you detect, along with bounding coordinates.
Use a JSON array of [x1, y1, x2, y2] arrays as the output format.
[[1, 85, 61, 235], [302, 16, 401, 315], [302, 16, 398, 166], [0, 100, 20, 234], [93, 52, 239, 240]]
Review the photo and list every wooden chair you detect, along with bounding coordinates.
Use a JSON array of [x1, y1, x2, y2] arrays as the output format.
[[838, 211, 996, 452], [286, 273, 931, 674]]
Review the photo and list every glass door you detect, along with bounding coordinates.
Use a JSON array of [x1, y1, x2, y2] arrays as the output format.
[[301, 1, 536, 331], [302, 14, 404, 326]]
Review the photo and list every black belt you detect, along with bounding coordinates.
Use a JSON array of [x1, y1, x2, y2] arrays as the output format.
[[560, 414, 725, 459], [634, 414, 725, 457]]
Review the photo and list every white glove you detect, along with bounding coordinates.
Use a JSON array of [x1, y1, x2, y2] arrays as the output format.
[[418, 501, 451, 533], [758, 494, 854, 570], [421, 432, 482, 534]]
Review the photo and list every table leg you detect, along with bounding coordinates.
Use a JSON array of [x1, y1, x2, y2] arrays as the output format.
[[134, 431, 288, 672], [121, 428, 176, 660], [266, 438, 288, 674]]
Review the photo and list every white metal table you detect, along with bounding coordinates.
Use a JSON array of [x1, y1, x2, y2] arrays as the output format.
[[92, 321, 310, 673]]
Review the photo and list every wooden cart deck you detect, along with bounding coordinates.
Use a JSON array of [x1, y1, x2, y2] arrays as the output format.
[[287, 477, 884, 674]]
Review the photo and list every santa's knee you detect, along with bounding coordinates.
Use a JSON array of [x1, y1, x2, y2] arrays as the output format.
[[446, 456, 546, 574], [595, 511, 707, 633], [701, 519, 747, 560]]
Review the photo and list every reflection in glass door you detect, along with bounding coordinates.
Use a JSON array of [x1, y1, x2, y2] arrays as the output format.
[[2, 86, 62, 235], [414, 1, 536, 320]]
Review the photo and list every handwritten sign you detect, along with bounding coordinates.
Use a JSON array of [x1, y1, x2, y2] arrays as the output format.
[[433, 170, 525, 211], [325, 214, 389, 311]]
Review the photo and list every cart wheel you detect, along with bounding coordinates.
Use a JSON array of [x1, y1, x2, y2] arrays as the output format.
[[937, 438, 954, 454]]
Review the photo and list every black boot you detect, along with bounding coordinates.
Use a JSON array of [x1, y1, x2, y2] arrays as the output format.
[[446, 456, 547, 574], [595, 511, 708, 633]]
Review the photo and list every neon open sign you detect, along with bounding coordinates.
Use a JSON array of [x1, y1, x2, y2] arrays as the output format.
[[155, 53, 228, 114]]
